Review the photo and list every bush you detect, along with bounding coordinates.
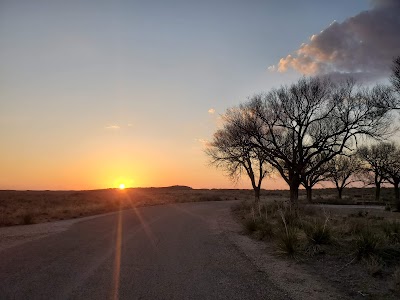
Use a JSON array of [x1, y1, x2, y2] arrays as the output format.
[[355, 229, 382, 260], [276, 226, 299, 257], [255, 219, 274, 240], [243, 217, 257, 233], [346, 218, 369, 235], [381, 221, 400, 244], [277, 210, 299, 257], [231, 200, 251, 214], [303, 218, 332, 246], [277, 206, 301, 228], [22, 213, 34, 225]]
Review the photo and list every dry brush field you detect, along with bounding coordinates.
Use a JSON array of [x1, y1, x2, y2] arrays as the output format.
[[0, 187, 256, 227], [0, 186, 398, 227]]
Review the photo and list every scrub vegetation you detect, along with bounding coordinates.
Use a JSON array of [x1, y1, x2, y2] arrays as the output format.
[[233, 198, 400, 299]]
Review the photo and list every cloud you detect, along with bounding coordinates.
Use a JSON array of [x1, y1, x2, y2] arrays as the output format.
[[196, 138, 209, 147], [275, 0, 400, 80], [208, 108, 216, 114], [105, 125, 120, 129]]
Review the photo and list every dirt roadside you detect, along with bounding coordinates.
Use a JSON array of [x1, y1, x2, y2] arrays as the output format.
[[218, 204, 351, 300]]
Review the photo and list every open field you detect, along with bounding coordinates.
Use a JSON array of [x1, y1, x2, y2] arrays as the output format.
[[1, 186, 398, 227], [0, 187, 253, 227]]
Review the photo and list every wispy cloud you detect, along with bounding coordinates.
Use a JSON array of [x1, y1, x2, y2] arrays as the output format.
[[196, 138, 209, 147], [208, 108, 216, 114], [105, 125, 121, 130], [273, 0, 400, 81]]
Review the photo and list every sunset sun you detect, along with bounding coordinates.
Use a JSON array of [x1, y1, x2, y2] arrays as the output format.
[[119, 183, 125, 190]]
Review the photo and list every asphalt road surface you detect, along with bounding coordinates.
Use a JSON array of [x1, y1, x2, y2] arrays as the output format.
[[0, 201, 289, 300]]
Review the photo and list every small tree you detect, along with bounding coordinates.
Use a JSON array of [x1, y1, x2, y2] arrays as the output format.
[[206, 108, 270, 203], [357, 143, 390, 201], [381, 143, 400, 211], [326, 155, 361, 199], [301, 153, 330, 203]]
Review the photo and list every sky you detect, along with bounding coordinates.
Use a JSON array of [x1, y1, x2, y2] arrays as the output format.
[[0, 0, 398, 190]]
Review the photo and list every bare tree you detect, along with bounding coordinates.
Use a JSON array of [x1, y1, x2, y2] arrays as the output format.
[[374, 56, 400, 109], [301, 153, 330, 203], [326, 155, 362, 199], [357, 143, 390, 201], [206, 108, 270, 203], [381, 143, 400, 211], [241, 77, 393, 204]]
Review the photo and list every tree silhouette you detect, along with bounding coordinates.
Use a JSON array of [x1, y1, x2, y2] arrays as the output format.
[[326, 155, 361, 200], [357, 143, 390, 201], [206, 107, 271, 203], [246, 77, 392, 203]]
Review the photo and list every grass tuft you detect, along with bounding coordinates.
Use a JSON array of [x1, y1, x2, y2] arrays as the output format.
[[243, 217, 257, 233], [381, 221, 400, 244], [22, 213, 34, 225], [255, 219, 274, 240], [276, 210, 299, 257], [303, 217, 332, 246], [354, 229, 382, 260]]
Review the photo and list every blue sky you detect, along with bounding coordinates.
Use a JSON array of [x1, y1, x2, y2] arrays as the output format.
[[2, 0, 393, 189]]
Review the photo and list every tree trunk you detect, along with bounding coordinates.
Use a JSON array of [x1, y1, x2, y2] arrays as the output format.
[[395, 183, 400, 211], [375, 182, 381, 202], [306, 187, 312, 203], [289, 182, 300, 205], [338, 188, 343, 200], [254, 187, 260, 203]]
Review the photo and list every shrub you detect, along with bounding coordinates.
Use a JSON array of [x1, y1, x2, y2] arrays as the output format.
[[22, 213, 33, 225], [277, 206, 301, 228], [243, 217, 257, 233], [255, 219, 274, 240], [354, 229, 382, 260], [231, 201, 251, 214], [276, 226, 299, 257], [277, 210, 299, 257], [381, 221, 400, 244], [346, 218, 369, 235], [303, 218, 332, 246]]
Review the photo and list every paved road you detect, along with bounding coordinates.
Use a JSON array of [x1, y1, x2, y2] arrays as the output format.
[[0, 201, 288, 300]]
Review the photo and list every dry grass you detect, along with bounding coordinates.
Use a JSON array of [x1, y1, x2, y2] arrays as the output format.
[[0, 187, 263, 227], [233, 194, 400, 299]]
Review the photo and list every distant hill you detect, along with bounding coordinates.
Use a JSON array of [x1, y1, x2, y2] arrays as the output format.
[[133, 185, 193, 190]]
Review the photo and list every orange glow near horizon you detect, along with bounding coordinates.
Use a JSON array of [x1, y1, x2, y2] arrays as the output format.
[[119, 183, 125, 190]]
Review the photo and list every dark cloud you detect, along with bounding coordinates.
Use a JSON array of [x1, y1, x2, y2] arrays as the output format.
[[274, 0, 400, 81]]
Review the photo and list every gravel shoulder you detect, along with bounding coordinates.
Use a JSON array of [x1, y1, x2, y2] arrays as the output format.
[[0, 211, 117, 252]]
